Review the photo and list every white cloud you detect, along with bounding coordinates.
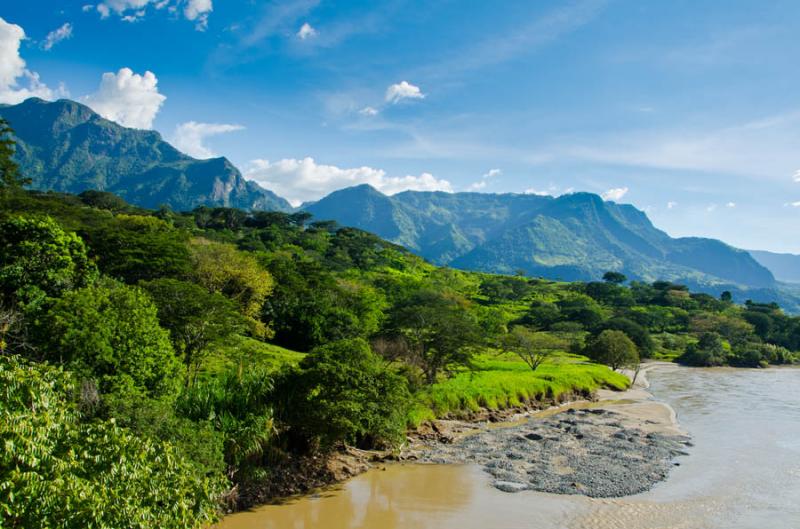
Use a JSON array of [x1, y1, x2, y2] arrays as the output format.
[[385, 81, 424, 104], [726, 202, 736, 208], [359, 106, 378, 116], [524, 188, 551, 196], [0, 17, 63, 104], [171, 121, 243, 159], [296, 22, 317, 40], [95, 0, 211, 28], [42, 23, 73, 51], [467, 167, 502, 191], [523, 183, 572, 197], [707, 204, 718, 212], [786, 201, 800, 208], [184, 0, 212, 30], [667, 201, 678, 209], [82, 5, 95, 12], [601, 187, 629, 201], [82, 68, 166, 129], [794, 170, 800, 182], [244, 157, 452, 207]]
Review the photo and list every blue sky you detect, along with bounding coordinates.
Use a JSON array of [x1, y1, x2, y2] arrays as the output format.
[[1, 1, 799, 252]]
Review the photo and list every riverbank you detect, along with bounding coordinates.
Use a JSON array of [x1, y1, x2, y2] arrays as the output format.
[[237, 363, 684, 508], [412, 363, 691, 497]]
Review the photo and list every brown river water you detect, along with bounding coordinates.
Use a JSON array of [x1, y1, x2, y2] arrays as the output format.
[[218, 366, 800, 529]]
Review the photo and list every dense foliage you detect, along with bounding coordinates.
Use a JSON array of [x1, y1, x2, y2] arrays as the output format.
[[1, 178, 798, 525]]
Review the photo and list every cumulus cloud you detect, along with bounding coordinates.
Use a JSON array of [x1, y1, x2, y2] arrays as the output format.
[[82, 68, 166, 129], [794, 170, 800, 182], [726, 202, 736, 208], [296, 22, 317, 40], [359, 106, 379, 116], [667, 201, 678, 209], [94, 0, 211, 28], [706, 204, 718, 212], [42, 23, 73, 51], [171, 121, 244, 159], [184, 0, 212, 30], [601, 187, 629, 201], [0, 17, 64, 104], [244, 157, 452, 207], [385, 81, 424, 104], [786, 201, 800, 208]]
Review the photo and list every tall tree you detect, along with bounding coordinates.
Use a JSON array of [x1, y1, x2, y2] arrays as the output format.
[[500, 326, 566, 371], [585, 329, 639, 372], [141, 278, 245, 385], [0, 118, 30, 194], [189, 238, 274, 338], [385, 289, 481, 384]]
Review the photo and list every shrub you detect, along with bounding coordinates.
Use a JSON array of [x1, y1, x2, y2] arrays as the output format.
[[41, 278, 181, 397], [277, 338, 410, 449], [0, 215, 96, 308], [677, 333, 728, 367]]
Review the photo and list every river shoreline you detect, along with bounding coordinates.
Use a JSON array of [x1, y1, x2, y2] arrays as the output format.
[[236, 362, 686, 509], [412, 362, 692, 497]]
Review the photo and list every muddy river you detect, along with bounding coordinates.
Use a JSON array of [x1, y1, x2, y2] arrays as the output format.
[[218, 366, 800, 529]]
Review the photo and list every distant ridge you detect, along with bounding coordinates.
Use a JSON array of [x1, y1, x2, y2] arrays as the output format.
[[749, 250, 800, 284], [0, 98, 292, 212], [305, 184, 776, 292]]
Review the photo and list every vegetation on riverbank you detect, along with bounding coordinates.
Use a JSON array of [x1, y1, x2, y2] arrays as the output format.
[[1, 121, 798, 526]]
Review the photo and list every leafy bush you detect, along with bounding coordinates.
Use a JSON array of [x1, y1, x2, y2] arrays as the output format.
[[0, 355, 223, 529], [0, 215, 96, 308], [276, 338, 410, 449], [41, 278, 181, 397], [677, 332, 728, 366]]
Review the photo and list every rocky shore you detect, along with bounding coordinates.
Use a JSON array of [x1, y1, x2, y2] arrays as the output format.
[[412, 363, 691, 498], [417, 407, 691, 497]]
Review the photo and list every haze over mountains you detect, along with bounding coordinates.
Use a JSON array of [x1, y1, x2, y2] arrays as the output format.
[[1, 97, 795, 308]]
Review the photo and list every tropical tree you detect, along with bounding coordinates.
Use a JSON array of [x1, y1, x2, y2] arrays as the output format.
[[0, 117, 30, 194], [385, 289, 482, 383], [189, 238, 274, 338], [141, 278, 245, 385], [89, 214, 192, 283], [602, 271, 627, 284], [500, 326, 566, 371], [585, 329, 639, 371]]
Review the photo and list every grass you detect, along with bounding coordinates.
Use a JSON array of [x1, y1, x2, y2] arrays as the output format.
[[203, 337, 630, 431], [203, 335, 305, 377], [406, 352, 630, 428]]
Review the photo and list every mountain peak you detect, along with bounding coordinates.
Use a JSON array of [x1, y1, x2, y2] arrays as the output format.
[[0, 98, 291, 213]]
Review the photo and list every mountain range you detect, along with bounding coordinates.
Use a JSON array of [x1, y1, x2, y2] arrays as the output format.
[[0, 97, 795, 309], [303, 184, 775, 290]]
